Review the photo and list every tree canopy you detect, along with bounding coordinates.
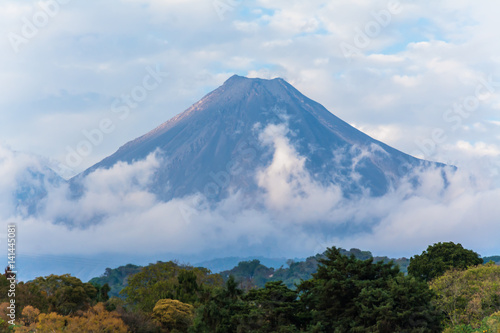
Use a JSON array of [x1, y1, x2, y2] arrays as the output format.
[[408, 242, 483, 281], [30, 274, 98, 315], [120, 261, 223, 313], [430, 262, 500, 328], [298, 246, 442, 332]]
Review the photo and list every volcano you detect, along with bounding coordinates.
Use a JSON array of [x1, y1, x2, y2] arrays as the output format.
[[76, 75, 439, 201]]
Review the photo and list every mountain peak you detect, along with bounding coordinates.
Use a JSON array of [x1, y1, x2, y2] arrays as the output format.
[[221, 75, 288, 94], [223, 74, 285, 84], [223, 74, 248, 84], [79, 75, 436, 201]]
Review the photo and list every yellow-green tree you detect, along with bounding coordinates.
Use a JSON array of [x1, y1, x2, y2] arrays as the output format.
[[121, 261, 223, 313], [482, 311, 500, 331], [430, 263, 500, 328], [443, 311, 500, 333], [152, 299, 194, 332]]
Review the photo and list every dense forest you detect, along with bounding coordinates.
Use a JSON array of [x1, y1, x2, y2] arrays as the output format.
[[1, 242, 500, 332], [90, 248, 411, 296]]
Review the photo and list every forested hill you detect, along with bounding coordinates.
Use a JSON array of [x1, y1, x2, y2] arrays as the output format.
[[218, 248, 411, 290], [89, 249, 500, 298], [483, 255, 500, 264], [6, 243, 500, 332], [89, 264, 142, 298], [89, 248, 411, 296]]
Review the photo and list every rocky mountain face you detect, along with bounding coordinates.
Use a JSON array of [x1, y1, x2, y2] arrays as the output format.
[[76, 75, 435, 202]]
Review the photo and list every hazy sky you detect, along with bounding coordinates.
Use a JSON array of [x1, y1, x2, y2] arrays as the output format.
[[1, 0, 500, 177], [2, 1, 500, 278]]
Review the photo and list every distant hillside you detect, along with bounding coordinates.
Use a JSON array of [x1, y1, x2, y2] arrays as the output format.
[[88, 264, 142, 298], [483, 255, 500, 264], [88, 250, 499, 296], [88, 248, 413, 295], [194, 256, 296, 273], [219, 248, 411, 290]]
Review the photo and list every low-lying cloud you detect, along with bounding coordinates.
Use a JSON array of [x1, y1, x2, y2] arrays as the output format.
[[2, 123, 500, 281]]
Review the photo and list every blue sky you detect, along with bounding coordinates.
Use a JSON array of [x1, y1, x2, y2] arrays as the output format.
[[2, 1, 500, 272]]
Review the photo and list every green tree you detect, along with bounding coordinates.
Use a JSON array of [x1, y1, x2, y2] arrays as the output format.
[[91, 282, 111, 303], [0, 276, 49, 315], [30, 274, 97, 315], [120, 261, 223, 313], [298, 246, 441, 332], [152, 299, 194, 332], [408, 242, 483, 282], [176, 270, 200, 305], [443, 311, 500, 333], [237, 281, 302, 332], [430, 263, 500, 328], [190, 275, 245, 333]]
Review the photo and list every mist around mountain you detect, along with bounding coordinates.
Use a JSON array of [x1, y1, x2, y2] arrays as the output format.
[[75, 75, 444, 203], [4, 75, 500, 282]]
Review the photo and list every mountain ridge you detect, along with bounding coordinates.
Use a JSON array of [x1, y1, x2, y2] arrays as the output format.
[[73, 75, 444, 202]]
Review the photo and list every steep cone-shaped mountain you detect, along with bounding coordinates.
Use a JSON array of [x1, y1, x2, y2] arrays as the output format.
[[78, 75, 435, 201]]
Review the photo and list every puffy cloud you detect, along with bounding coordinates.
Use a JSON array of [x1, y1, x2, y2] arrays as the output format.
[[2, 0, 500, 176], [2, 0, 500, 279], [2, 118, 500, 281], [256, 123, 342, 220]]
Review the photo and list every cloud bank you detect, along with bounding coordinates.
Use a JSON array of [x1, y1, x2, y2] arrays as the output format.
[[2, 121, 500, 281]]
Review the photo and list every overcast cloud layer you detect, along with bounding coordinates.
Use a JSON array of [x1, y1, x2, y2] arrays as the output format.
[[1, 0, 500, 276]]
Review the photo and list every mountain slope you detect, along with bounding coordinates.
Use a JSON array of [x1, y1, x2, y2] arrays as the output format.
[[76, 75, 440, 201], [0, 146, 65, 216]]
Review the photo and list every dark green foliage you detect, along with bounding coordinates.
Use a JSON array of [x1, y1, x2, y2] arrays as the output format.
[[120, 261, 223, 313], [298, 247, 442, 332], [0, 276, 50, 314], [176, 270, 201, 304], [89, 264, 142, 298], [408, 242, 483, 281], [190, 275, 245, 333], [30, 274, 98, 315], [191, 276, 303, 333], [91, 282, 111, 303], [238, 281, 303, 332], [18, 245, 490, 332], [84, 248, 410, 299]]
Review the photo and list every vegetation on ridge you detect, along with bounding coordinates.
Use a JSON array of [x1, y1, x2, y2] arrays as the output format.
[[1, 242, 499, 332]]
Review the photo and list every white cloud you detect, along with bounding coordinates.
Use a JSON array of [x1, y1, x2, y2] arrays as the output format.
[[2, 0, 500, 175], [256, 123, 342, 221], [2, 0, 500, 278], [2, 119, 500, 280]]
